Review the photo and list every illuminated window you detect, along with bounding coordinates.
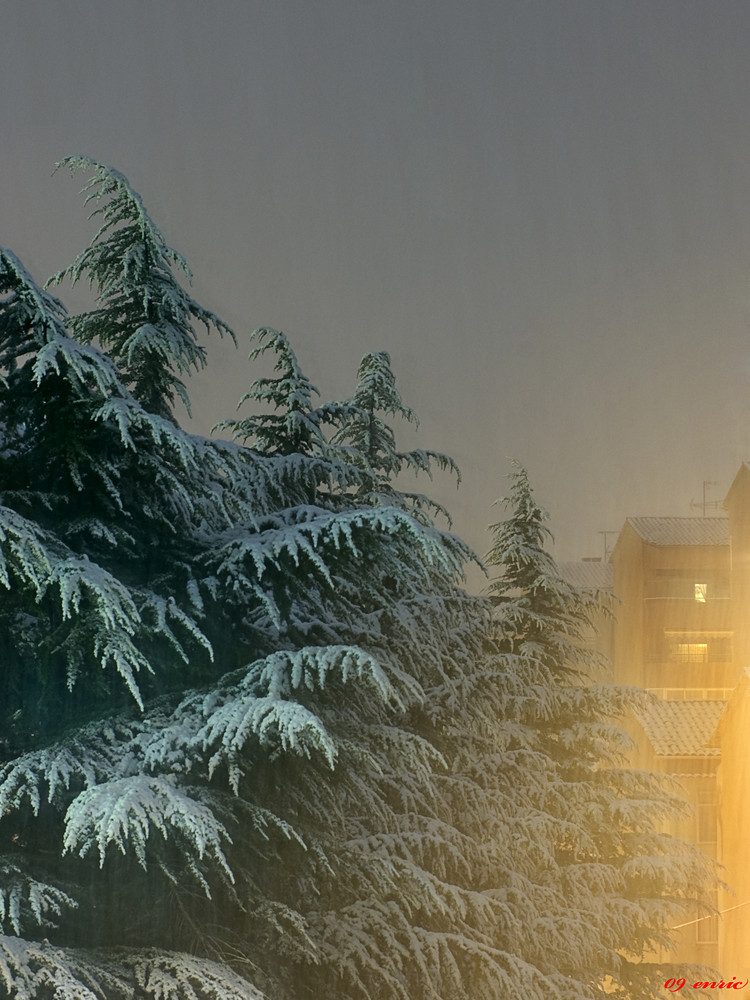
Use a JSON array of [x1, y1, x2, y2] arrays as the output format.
[[672, 643, 708, 663], [694, 583, 707, 603], [663, 630, 733, 664]]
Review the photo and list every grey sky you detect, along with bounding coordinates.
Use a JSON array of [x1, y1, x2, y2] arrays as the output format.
[[4, 1, 750, 582]]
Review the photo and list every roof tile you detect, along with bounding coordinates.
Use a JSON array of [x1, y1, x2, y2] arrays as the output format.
[[634, 698, 726, 756], [558, 561, 613, 589], [627, 517, 729, 547]]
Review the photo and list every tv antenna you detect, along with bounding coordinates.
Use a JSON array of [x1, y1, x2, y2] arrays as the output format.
[[690, 480, 723, 517], [598, 530, 617, 561]]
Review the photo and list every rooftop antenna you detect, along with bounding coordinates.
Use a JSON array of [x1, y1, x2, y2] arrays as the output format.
[[598, 530, 618, 561], [690, 480, 723, 517]]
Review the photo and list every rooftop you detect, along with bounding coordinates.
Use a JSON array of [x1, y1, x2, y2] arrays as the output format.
[[634, 698, 726, 757], [626, 516, 729, 547], [558, 561, 613, 589]]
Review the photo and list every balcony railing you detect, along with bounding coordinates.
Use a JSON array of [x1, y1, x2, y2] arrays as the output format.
[[645, 687, 734, 700]]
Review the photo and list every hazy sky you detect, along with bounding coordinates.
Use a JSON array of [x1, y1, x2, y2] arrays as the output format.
[[5, 1, 750, 582]]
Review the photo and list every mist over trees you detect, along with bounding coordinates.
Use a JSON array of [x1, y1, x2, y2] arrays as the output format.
[[0, 160, 715, 999]]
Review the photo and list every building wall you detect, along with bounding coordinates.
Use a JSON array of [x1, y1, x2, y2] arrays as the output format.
[[609, 520, 733, 971], [612, 527, 734, 695], [717, 466, 750, 975], [571, 500, 750, 972], [611, 522, 647, 688], [726, 464, 750, 674], [716, 680, 750, 979]]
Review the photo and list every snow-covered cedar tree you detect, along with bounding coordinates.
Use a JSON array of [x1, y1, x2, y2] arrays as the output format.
[[214, 326, 355, 459], [328, 349, 461, 521], [0, 162, 485, 1000], [0, 161, 716, 1000], [476, 464, 720, 998], [48, 155, 235, 422]]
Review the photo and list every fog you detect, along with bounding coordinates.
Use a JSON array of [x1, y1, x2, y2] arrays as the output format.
[[4, 0, 750, 582]]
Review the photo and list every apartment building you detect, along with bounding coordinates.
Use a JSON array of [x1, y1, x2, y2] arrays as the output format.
[[563, 499, 749, 969], [715, 464, 750, 975]]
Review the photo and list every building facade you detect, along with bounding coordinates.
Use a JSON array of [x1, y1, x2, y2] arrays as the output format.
[[564, 497, 750, 972]]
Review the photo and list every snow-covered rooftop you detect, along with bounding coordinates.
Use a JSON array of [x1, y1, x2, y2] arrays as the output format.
[[634, 698, 726, 756], [626, 517, 729, 547], [558, 561, 613, 589]]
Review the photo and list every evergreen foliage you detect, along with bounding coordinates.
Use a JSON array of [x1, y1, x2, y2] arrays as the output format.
[[479, 465, 719, 997], [215, 327, 353, 458], [0, 164, 716, 999], [329, 349, 461, 520], [48, 156, 234, 421]]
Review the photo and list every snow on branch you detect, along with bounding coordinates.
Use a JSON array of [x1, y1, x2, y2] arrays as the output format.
[[254, 645, 395, 701], [141, 592, 213, 663], [0, 937, 267, 1000], [49, 555, 157, 706], [199, 695, 337, 782], [63, 775, 233, 882], [0, 504, 212, 707], [0, 935, 103, 1000], [182, 645, 396, 785], [125, 949, 268, 1000], [0, 505, 53, 598], [214, 504, 468, 599], [31, 336, 123, 400], [49, 156, 235, 420], [0, 861, 78, 936], [0, 248, 70, 360], [0, 720, 136, 816]]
